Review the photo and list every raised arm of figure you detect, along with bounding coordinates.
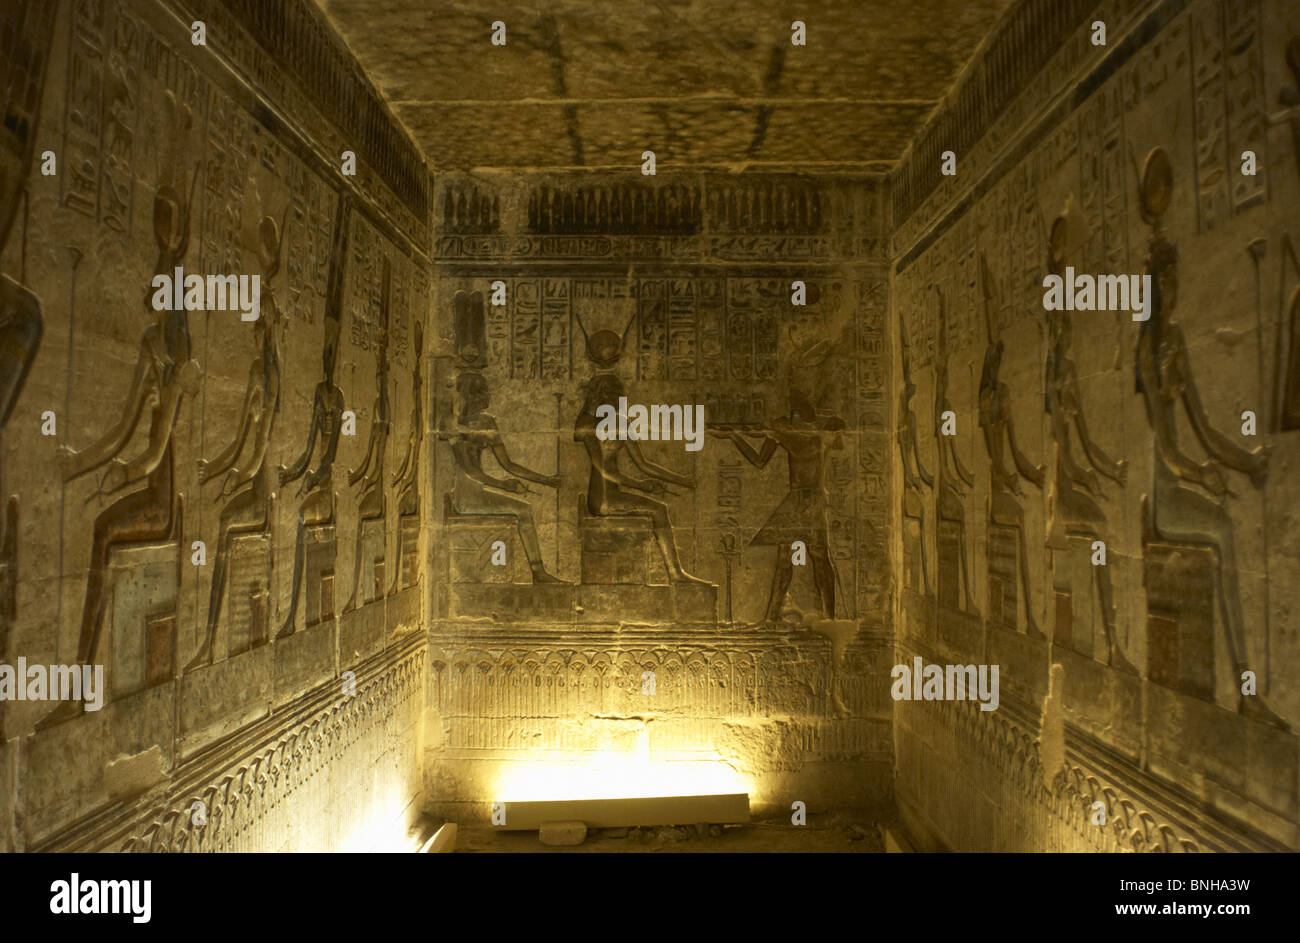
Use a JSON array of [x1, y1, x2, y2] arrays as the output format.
[[947, 421, 976, 488], [1139, 342, 1208, 485], [491, 439, 559, 488], [1007, 414, 1045, 488], [625, 439, 693, 487], [59, 346, 151, 482], [201, 368, 258, 484], [348, 404, 381, 486], [391, 427, 416, 487], [281, 393, 321, 486], [909, 423, 934, 489], [452, 437, 517, 491], [1072, 405, 1126, 484], [123, 377, 189, 483], [727, 431, 779, 470], [1062, 362, 1125, 484], [1175, 340, 1266, 481], [238, 376, 278, 491]]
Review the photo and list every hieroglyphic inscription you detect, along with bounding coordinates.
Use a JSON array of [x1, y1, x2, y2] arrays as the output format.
[[62, 0, 107, 218], [512, 279, 540, 380], [636, 279, 668, 381], [1191, 0, 1230, 233], [541, 279, 569, 381], [668, 279, 697, 381], [200, 86, 248, 278], [1224, 0, 1267, 213], [698, 278, 725, 382], [101, 11, 139, 234]]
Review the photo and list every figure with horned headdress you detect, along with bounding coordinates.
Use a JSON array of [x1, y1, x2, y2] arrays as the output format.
[[571, 288, 708, 586]]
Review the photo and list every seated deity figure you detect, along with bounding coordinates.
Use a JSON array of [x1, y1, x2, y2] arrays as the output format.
[[388, 320, 424, 593], [1135, 147, 1286, 729], [447, 371, 565, 583], [186, 210, 285, 670], [1042, 211, 1135, 672], [342, 260, 393, 613], [934, 288, 979, 615], [897, 320, 933, 594], [41, 95, 200, 728], [573, 371, 708, 585], [977, 254, 1045, 639]]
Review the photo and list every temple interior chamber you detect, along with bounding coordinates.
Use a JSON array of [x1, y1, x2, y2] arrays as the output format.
[[1, 0, 1298, 853]]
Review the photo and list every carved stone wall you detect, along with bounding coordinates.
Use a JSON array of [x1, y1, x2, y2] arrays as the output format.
[[427, 172, 893, 813], [0, 0, 430, 852], [891, 0, 1300, 850], [34, 637, 425, 852]]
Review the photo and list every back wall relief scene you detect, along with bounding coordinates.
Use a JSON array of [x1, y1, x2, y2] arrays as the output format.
[[0, 0, 1295, 864]]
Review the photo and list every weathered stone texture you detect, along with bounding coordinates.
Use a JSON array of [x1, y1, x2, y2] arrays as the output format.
[[891, 0, 1300, 851], [0, 0, 429, 851]]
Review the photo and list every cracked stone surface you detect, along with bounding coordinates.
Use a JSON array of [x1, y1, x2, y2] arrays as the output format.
[[313, 0, 1016, 170]]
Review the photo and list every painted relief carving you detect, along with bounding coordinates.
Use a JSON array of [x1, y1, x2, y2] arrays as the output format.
[[444, 181, 499, 235], [2, 0, 438, 851], [567, 303, 709, 588], [389, 319, 423, 594], [886, 0, 1300, 855], [0, 2, 56, 646], [445, 290, 564, 583], [574, 372, 706, 586], [343, 258, 393, 611], [897, 318, 932, 595], [187, 209, 286, 670], [449, 369, 564, 583], [43, 93, 200, 728], [1135, 147, 1285, 729], [1042, 210, 1134, 672], [278, 196, 350, 638], [714, 340, 844, 623], [978, 254, 1045, 638], [529, 182, 704, 236], [933, 287, 979, 616]]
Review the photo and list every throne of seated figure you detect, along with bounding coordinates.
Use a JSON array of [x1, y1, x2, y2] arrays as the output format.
[[107, 495, 183, 700], [304, 522, 336, 627], [901, 516, 924, 594], [935, 517, 963, 609], [986, 519, 1019, 632], [1139, 495, 1215, 701], [578, 493, 669, 586], [359, 517, 386, 605], [397, 511, 420, 589], [443, 493, 527, 583], [1143, 538, 1216, 702], [226, 533, 270, 656], [1051, 533, 1098, 659]]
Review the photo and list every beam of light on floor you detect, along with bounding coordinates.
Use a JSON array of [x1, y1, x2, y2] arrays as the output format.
[[494, 751, 751, 803]]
